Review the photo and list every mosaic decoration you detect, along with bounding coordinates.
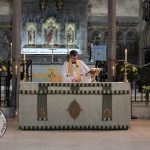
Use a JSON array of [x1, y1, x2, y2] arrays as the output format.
[[31, 67, 62, 82], [26, 23, 37, 46], [67, 99, 83, 121], [42, 18, 60, 46]]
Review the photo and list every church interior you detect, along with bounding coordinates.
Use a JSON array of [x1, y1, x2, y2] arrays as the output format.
[[0, 0, 150, 149]]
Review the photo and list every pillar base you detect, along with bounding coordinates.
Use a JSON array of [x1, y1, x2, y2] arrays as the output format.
[[0, 107, 15, 118]]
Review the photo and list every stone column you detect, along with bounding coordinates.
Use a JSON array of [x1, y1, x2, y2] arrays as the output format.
[[108, 0, 116, 81], [10, 0, 21, 116]]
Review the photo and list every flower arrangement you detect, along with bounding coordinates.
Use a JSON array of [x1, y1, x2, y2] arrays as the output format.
[[142, 85, 150, 106], [118, 63, 138, 81], [142, 85, 150, 93], [0, 61, 7, 75]]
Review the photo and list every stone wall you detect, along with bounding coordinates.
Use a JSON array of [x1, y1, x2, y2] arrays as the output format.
[[88, 0, 139, 17], [0, 0, 141, 65]]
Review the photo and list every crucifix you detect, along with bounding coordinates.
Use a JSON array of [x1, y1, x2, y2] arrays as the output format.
[[49, 43, 56, 62]]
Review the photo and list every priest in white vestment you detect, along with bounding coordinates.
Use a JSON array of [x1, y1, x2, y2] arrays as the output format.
[[61, 50, 91, 83]]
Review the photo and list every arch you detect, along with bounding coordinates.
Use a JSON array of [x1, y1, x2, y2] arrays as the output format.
[[0, 29, 12, 44], [44, 7, 60, 22], [0, 29, 12, 59]]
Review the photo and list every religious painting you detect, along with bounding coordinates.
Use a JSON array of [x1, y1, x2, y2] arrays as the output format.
[[42, 18, 60, 46], [26, 23, 37, 45], [92, 45, 106, 62], [65, 24, 76, 46]]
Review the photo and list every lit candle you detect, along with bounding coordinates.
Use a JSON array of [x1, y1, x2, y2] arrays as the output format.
[[10, 43, 12, 49], [113, 66, 115, 76], [15, 65, 17, 75], [24, 49, 26, 61], [125, 49, 127, 62]]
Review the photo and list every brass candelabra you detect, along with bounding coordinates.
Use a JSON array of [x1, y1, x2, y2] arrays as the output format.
[[23, 60, 27, 82], [123, 61, 128, 82]]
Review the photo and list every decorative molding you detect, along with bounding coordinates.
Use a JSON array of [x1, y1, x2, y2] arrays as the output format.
[[19, 125, 129, 130]]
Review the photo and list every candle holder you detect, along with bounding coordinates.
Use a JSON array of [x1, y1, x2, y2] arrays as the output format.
[[23, 60, 28, 82], [123, 61, 128, 82], [90, 44, 93, 63], [14, 74, 17, 111], [67, 42, 70, 54], [112, 75, 115, 82]]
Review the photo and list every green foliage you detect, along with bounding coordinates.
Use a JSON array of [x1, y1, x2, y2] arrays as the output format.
[[142, 85, 150, 93], [0, 61, 7, 75]]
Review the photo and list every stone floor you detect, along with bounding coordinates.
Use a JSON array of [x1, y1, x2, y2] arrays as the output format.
[[0, 118, 150, 150]]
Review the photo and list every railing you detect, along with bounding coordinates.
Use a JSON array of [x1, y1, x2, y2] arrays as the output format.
[[95, 60, 150, 103], [0, 61, 11, 107], [0, 60, 32, 107]]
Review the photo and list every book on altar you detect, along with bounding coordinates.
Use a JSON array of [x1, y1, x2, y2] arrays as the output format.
[[85, 68, 102, 77]]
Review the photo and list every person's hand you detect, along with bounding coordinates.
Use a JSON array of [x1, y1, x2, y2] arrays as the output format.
[[74, 79, 81, 82]]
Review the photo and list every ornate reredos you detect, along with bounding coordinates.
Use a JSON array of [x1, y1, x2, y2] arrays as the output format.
[[21, 0, 88, 54]]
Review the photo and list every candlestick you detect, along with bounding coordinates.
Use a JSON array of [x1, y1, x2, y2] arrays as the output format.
[[10, 43, 12, 63], [15, 65, 17, 75], [90, 43, 93, 62], [123, 62, 128, 82], [67, 42, 69, 54], [23, 61, 27, 82], [125, 49, 127, 62], [24, 49, 26, 61], [112, 66, 115, 76], [52, 43, 53, 62]]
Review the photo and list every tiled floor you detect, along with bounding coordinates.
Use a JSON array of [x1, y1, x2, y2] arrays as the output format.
[[1, 118, 150, 150]]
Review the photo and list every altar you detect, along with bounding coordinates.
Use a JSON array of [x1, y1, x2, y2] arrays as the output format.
[[18, 82, 131, 130]]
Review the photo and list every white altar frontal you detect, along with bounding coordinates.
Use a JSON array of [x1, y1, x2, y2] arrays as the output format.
[[18, 82, 131, 130]]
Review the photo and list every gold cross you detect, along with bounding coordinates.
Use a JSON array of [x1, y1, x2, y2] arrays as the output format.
[[97, 52, 101, 56]]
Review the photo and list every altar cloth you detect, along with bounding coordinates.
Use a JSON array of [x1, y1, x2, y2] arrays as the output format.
[[19, 82, 131, 130]]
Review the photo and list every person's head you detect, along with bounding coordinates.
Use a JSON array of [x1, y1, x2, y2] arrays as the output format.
[[69, 50, 78, 62], [48, 21, 53, 27]]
